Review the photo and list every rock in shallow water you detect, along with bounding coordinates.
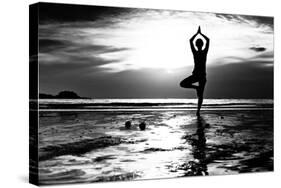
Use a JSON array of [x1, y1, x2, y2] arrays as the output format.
[[139, 122, 146, 130], [125, 121, 131, 129]]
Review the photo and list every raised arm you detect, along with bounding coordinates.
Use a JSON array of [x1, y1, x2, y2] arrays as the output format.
[[200, 32, 210, 53], [189, 33, 197, 53], [190, 26, 201, 53]]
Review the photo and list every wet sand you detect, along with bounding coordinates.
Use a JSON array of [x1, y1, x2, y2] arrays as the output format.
[[38, 109, 273, 185]]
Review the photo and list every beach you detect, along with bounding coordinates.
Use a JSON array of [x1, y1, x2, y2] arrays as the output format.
[[37, 99, 273, 185]]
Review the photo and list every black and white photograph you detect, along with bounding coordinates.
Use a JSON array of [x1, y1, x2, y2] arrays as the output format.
[[29, 2, 273, 186]]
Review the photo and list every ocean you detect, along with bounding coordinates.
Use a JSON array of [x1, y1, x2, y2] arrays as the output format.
[[38, 99, 273, 111]]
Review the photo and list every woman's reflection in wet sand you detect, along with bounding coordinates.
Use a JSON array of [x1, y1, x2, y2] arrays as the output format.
[[182, 116, 208, 176]]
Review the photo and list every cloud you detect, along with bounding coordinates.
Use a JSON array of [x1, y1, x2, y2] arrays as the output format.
[[38, 21, 132, 73], [249, 46, 266, 52], [254, 51, 273, 59], [215, 13, 273, 31], [241, 15, 273, 29], [214, 51, 273, 67], [38, 6, 274, 72], [39, 39, 70, 53], [38, 2, 134, 24]]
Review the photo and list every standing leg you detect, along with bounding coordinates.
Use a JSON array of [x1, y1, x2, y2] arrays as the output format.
[[196, 78, 206, 116]]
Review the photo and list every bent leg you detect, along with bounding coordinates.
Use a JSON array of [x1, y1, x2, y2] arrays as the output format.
[[196, 78, 207, 116], [180, 75, 198, 89]]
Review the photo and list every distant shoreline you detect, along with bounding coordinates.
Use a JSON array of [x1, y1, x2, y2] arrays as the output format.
[[38, 108, 273, 112]]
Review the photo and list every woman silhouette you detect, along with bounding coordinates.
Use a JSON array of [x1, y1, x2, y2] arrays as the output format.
[[180, 26, 210, 116]]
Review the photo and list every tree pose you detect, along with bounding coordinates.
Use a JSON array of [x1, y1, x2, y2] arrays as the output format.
[[180, 26, 210, 116]]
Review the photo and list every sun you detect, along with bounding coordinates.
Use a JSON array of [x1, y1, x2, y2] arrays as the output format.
[[97, 19, 193, 71]]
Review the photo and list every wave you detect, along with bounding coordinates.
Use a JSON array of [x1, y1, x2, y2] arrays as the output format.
[[37, 99, 273, 110], [39, 136, 122, 161], [39, 136, 149, 161]]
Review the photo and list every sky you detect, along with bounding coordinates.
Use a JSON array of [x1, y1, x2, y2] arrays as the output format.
[[37, 3, 274, 99]]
